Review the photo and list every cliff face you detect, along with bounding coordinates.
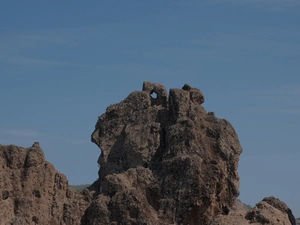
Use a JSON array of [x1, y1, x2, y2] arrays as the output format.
[[0, 81, 296, 225], [87, 81, 243, 225], [0, 142, 91, 225]]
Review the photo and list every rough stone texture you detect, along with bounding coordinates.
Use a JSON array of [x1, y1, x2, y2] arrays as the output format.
[[89, 81, 243, 225], [182, 83, 205, 105], [261, 196, 296, 225], [211, 197, 296, 225], [0, 81, 296, 225], [0, 142, 91, 225]]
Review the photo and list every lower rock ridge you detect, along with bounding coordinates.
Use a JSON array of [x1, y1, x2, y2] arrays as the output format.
[[0, 82, 296, 225], [0, 142, 92, 225]]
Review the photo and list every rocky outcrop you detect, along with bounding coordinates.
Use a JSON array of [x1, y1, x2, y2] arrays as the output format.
[[0, 81, 296, 225], [88, 81, 243, 225], [211, 197, 296, 225], [0, 142, 91, 225]]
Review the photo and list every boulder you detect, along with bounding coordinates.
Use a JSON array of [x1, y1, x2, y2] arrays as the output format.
[[211, 197, 296, 225]]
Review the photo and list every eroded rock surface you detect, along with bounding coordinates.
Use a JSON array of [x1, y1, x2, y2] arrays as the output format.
[[0, 142, 91, 225], [88, 81, 243, 225], [0, 81, 296, 225], [211, 197, 296, 225]]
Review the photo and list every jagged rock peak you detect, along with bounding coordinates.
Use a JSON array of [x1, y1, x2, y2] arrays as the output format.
[[89, 81, 243, 225], [141, 81, 205, 107], [0, 143, 91, 225], [0, 82, 296, 225], [32, 141, 40, 147]]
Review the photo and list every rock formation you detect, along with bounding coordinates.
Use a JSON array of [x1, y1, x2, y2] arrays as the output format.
[[0, 142, 92, 225], [0, 81, 296, 225], [212, 197, 296, 225], [87, 81, 243, 224]]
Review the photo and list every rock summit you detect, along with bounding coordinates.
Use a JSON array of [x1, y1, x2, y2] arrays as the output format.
[[88, 81, 242, 224]]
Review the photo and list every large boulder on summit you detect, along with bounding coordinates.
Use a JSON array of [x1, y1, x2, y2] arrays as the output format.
[[0, 142, 91, 225], [88, 81, 243, 225]]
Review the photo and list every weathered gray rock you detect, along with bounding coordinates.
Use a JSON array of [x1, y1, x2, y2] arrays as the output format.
[[262, 196, 296, 225], [182, 83, 205, 105], [89, 81, 243, 225], [0, 143, 91, 225], [0, 81, 295, 225], [211, 197, 296, 225]]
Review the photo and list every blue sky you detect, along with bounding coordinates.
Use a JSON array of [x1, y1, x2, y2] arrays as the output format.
[[1, 0, 300, 216]]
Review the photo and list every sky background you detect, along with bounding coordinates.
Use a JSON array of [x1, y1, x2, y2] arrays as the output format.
[[1, 0, 299, 217]]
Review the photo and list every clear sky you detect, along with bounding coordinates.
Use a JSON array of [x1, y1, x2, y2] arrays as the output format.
[[1, 0, 299, 217]]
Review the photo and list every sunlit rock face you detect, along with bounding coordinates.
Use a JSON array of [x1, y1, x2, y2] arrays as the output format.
[[88, 81, 243, 225], [0, 82, 296, 225], [211, 196, 296, 225], [0, 142, 91, 225]]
